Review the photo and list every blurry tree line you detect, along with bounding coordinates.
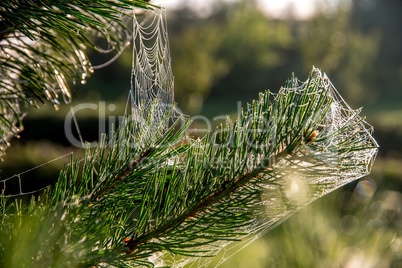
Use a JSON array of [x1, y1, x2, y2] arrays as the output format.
[[163, 0, 402, 157], [167, 0, 399, 114]]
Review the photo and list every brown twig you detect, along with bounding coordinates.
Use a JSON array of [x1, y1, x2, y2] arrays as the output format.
[[125, 149, 288, 254]]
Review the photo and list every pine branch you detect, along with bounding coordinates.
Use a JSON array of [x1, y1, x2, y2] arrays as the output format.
[[120, 69, 377, 265], [0, 0, 155, 157], [0, 69, 378, 267]]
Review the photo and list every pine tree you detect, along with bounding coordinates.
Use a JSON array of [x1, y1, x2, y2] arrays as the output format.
[[0, 1, 378, 268]]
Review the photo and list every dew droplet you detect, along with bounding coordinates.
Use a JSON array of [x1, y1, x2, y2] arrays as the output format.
[[81, 80, 86, 85]]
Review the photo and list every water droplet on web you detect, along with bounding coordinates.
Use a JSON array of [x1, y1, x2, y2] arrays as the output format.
[[81, 80, 86, 85]]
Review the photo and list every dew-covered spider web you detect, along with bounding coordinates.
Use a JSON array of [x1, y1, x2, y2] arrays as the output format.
[[151, 68, 379, 268], [0, 7, 180, 199], [0, 5, 378, 268], [119, 8, 377, 268], [128, 8, 182, 123]]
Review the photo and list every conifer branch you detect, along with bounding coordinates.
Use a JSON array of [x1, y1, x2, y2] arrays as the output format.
[[0, 69, 378, 268], [0, 0, 155, 157], [90, 146, 155, 201], [125, 148, 290, 254]]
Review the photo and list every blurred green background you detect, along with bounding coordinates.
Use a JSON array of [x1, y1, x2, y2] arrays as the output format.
[[1, 0, 401, 266]]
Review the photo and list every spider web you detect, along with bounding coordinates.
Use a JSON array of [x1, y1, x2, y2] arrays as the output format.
[[116, 8, 377, 267], [0, 8, 178, 199], [0, 5, 378, 268], [0, 152, 72, 197], [128, 7, 182, 123], [148, 67, 378, 268]]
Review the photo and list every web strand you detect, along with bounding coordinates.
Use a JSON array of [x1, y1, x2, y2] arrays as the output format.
[[0, 152, 73, 197]]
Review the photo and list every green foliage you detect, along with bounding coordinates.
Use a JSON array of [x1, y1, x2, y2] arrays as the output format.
[[0, 1, 387, 267], [0, 0, 154, 157], [167, 0, 388, 117], [0, 69, 378, 267], [170, 25, 229, 114], [296, 3, 381, 105], [169, 1, 293, 114]]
